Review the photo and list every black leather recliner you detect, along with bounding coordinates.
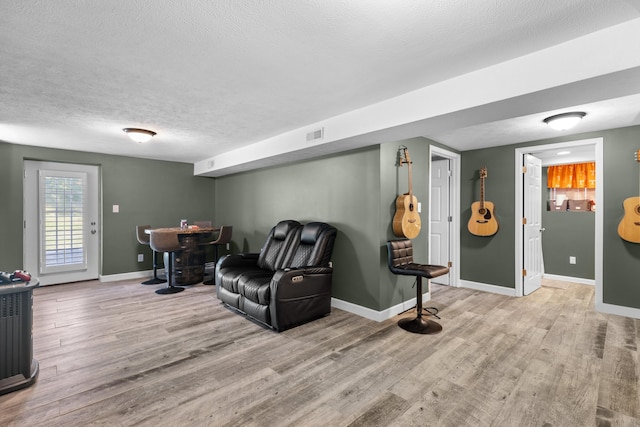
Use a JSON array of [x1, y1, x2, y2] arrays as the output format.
[[216, 220, 337, 332]]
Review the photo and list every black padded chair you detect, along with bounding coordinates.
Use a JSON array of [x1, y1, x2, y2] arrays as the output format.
[[136, 225, 166, 285], [202, 225, 233, 285], [387, 239, 449, 334], [149, 230, 186, 295]]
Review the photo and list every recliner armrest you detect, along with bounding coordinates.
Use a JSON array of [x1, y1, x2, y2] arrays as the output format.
[[217, 253, 259, 269], [270, 267, 333, 299]]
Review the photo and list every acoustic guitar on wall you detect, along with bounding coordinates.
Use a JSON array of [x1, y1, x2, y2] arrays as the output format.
[[617, 149, 640, 243], [468, 167, 499, 236], [392, 147, 421, 239]]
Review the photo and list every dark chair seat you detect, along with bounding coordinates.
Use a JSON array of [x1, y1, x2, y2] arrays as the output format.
[[387, 239, 449, 334], [389, 262, 450, 278]]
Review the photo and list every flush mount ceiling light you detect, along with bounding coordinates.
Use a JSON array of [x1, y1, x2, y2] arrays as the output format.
[[123, 127, 156, 143], [543, 112, 586, 131]]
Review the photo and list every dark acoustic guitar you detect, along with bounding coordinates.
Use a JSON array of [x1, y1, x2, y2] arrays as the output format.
[[617, 149, 640, 243], [393, 147, 421, 239], [468, 167, 499, 236]]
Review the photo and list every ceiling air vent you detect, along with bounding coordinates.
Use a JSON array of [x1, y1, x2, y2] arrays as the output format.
[[306, 127, 324, 142]]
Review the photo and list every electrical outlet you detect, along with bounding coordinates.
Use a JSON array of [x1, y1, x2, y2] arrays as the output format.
[[417, 202, 422, 213], [112, 204, 119, 213], [138, 254, 144, 262], [226, 243, 230, 250], [569, 256, 576, 264]]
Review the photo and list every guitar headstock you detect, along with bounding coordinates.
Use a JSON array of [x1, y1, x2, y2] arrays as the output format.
[[479, 167, 487, 179], [398, 146, 412, 165], [635, 149, 640, 162]]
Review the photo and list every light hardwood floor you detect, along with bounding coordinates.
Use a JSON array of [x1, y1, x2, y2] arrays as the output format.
[[1, 279, 638, 426]]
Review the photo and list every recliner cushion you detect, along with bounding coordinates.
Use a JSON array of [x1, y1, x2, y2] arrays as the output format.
[[288, 222, 336, 268], [257, 220, 300, 270]]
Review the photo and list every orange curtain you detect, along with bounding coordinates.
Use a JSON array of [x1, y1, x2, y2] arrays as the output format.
[[547, 162, 595, 188]]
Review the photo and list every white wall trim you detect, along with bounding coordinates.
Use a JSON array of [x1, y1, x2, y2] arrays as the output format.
[[596, 302, 640, 320], [459, 279, 517, 297], [99, 270, 160, 283], [332, 292, 430, 322], [543, 273, 595, 286]]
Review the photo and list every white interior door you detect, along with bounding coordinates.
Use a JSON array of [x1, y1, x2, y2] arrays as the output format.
[[523, 154, 543, 295], [24, 161, 100, 286], [430, 158, 450, 285]]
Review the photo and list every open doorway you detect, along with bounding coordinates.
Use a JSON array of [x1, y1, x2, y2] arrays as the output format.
[[515, 138, 603, 298], [429, 146, 460, 287]]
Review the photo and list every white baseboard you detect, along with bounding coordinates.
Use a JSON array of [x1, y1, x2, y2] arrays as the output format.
[[543, 273, 595, 286], [99, 269, 163, 283], [596, 302, 640, 320], [332, 292, 429, 322], [459, 279, 517, 296]]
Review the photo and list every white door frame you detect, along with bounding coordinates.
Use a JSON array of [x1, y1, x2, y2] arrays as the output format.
[[514, 138, 603, 298], [429, 145, 460, 287], [23, 161, 101, 286]]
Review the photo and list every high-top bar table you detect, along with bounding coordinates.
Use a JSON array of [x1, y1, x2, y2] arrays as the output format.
[[146, 227, 219, 285]]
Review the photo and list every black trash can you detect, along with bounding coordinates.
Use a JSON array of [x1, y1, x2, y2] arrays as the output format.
[[0, 279, 39, 395]]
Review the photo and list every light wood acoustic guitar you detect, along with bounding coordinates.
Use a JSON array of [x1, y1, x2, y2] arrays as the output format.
[[617, 149, 640, 243], [467, 167, 499, 236], [392, 147, 421, 239]]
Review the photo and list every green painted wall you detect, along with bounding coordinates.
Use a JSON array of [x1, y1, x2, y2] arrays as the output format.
[[600, 126, 640, 308], [541, 167, 595, 279], [459, 125, 640, 309], [460, 147, 516, 287], [214, 137, 434, 311], [0, 141, 215, 276], [4, 123, 639, 312]]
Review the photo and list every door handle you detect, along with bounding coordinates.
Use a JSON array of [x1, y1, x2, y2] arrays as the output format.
[[540, 228, 546, 232]]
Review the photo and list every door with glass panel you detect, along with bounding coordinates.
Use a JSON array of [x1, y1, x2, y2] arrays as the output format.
[[23, 161, 100, 286]]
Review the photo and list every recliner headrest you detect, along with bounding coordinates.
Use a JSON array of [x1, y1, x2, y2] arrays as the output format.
[[300, 222, 327, 244], [274, 220, 301, 240]]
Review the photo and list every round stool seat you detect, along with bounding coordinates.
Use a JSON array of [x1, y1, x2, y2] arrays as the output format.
[[149, 230, 181, 253]]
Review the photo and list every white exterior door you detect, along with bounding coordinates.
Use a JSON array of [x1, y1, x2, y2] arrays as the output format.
[[523, 154, 543, 295], [430, 159, 450, 285], [24, 161, 100, 286]]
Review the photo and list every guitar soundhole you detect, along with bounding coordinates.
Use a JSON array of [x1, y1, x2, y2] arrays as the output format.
[[478, 208, 486, 215], [635, 205, 640, 216]]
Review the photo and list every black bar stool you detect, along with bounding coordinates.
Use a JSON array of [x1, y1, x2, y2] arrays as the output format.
[[387, 239, 449, 334], [136, 225, 166, 285], [149, 230, 186, 295]]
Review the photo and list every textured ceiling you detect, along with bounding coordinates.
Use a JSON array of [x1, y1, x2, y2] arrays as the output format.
[[1, 1, 640, 173]]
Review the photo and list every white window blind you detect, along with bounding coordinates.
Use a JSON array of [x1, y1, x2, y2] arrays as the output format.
[[39, 170, 88, 274]]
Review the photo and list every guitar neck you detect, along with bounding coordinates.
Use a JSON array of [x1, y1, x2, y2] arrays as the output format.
[[480, 175, 485, 209], [407, 160, 413, 198]]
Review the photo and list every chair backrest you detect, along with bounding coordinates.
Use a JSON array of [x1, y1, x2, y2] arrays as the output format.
[[257, 220, 301, 271], [136, 225, 151, 245], [286, 222, 337, 268], [149, 230, 182, 253], [212, 225, 233, 245], [387, 239, 414, 269]]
